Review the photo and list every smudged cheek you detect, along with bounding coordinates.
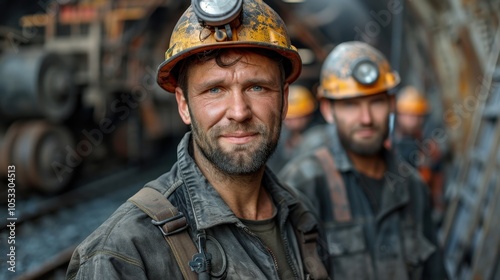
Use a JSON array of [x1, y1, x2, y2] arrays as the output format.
[[191, 101, 227, 129]]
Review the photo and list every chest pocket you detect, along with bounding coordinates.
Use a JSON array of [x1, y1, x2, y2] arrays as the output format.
[[325, 223, 374, 280]]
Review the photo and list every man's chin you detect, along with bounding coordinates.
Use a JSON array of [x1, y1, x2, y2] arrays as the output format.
[[349, 141, 383, 155]]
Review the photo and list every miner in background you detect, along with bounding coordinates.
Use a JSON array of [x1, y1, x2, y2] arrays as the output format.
[[268, 84, 319, 173], [279, 41, 446, 279], [393, 86, 446, 222]]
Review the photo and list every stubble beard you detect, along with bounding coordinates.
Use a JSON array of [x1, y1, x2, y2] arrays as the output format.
[[190, 117, 281, 175], [337, 122, 388, 156]]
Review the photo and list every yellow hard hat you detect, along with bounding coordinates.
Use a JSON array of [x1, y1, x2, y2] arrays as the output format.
[[157, 0, 302, 93], [286, 85, 317, 118], [318, 41, 400, 100], [397, 86, 429, 115]]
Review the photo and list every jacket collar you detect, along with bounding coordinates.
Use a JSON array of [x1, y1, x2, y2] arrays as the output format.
[[176, 132, 300, 230]]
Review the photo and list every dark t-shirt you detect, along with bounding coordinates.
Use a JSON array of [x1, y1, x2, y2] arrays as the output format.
[[357, 172, 385, 214], [241, 213, 294, 279]]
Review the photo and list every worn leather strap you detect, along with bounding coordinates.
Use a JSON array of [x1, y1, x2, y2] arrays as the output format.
[[295, 228, 330, 279], [289, 201, 329, 280], [128, 187, 197, 280], [314, 147, 352, 223]]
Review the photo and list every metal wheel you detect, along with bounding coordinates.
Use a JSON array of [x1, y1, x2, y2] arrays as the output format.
[[0, 121, 26, 177], [12, 120, 75, 193], [0, 50, 77, 122]]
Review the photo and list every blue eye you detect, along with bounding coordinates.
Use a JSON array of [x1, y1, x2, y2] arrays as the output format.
[[209, 87, 221, 94], [251, 85, 263, 91]]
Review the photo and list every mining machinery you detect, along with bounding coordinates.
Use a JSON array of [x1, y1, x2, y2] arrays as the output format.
[[0, 0, 498, 278]]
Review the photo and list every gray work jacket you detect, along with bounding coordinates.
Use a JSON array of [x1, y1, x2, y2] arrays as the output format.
[[66, 132, 323, 280], [279, 127, 446, 280]]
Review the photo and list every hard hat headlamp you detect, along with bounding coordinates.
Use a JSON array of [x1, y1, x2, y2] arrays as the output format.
[[192, 0, 243, 26], [351, 59, 379, 86]]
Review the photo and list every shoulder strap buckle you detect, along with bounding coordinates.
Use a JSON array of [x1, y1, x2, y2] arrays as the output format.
[[128, 187, 198, 280], [151, 211, 189, 236], [300, 230, 319, 243]]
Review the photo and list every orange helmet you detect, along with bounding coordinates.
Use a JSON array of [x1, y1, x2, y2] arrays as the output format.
[[286, 85, 317, 119], [317, 41, 400, 100], [396, 86, 429, 115], [156, 0, 302, 93]]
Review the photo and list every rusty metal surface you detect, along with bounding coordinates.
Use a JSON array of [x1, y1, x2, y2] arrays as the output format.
[[0, 121, 25, 176], [0, 120, 76, 193], [12, 121, 75, 193]]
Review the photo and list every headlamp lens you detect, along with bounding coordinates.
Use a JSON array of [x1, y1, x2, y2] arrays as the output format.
[[352, 60, 379, 85], [193, 0, 243, 26]]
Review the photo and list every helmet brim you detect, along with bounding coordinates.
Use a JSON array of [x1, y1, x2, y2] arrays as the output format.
[[157, 42, 302, 93]]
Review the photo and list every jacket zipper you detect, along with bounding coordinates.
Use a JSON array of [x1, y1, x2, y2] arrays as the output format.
[[242, 226, 284, 280]]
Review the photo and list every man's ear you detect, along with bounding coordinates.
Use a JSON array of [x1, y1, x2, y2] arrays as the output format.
[[282, 83, 289, 120], [320, 99, 335, 124], [175, 88, 191, 125]]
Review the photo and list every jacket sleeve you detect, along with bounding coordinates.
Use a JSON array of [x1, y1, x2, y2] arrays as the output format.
[[420, 185, 447, 280], [279, 154, 334, 221], [406, 174, 447, 280], [66, 202, 185, 280], [66, 249, 148, 280]]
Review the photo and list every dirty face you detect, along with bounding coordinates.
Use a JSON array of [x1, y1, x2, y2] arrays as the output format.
[[175, 50, 288, 175], [325, 93, 392, 156]]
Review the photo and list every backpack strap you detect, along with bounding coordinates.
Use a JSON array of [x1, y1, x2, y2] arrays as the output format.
[[291, 207, 330, 280], [128, 187, 198, 280], [314, 147, 352, 223]]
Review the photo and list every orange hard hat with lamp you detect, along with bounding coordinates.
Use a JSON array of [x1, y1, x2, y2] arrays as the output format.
[[286, 85, 317, 119], [396, 86, 429, 115], [317, 41, 400, 100], [156, 0, 302, 93]]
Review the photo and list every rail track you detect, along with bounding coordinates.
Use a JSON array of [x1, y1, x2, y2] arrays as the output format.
[[1, 150, 178, 280]]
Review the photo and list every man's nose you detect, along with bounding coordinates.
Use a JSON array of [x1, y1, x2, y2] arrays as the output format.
[[226, 91, 252, 122], [359, 103, 373, 125]]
